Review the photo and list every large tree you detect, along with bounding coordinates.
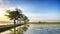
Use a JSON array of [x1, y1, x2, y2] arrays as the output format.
[[5, 8, 22, 24], [5, 8, 23, 34]]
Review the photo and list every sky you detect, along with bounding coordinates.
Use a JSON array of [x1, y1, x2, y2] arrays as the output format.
[[0, 0, 60, 22]]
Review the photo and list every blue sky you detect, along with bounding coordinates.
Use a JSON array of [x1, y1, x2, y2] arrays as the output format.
[[0, 0, 60, 22]]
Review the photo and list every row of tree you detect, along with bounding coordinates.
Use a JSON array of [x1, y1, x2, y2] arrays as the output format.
[[5, 8, 29, 24], [5, 8, 29, 34]]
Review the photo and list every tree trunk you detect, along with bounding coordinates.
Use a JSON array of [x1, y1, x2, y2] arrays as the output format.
[[14, 20, 16, 25], [14, 20, 16, 34]]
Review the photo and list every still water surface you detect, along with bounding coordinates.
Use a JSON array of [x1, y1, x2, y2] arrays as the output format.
[[1, 24, 60, 34], [24, 24, 60, 34]]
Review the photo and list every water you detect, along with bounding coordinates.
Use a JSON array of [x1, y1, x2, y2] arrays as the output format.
[[0, 30, 11, 34], [24, 24, 60, 34], [0, 24, 60, 34]]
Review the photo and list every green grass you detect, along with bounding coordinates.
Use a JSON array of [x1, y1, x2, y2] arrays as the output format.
[[28, 22, 60, 24], [0, 25, 11, 28]]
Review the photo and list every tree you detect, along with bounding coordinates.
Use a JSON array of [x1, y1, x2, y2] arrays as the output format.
[[5, 8, 23, 24], [23, 16, 29, 23], [5, 8, 23, 34], [17, 14, 29, 24]]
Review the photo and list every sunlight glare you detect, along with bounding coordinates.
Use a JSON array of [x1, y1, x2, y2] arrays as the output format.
[[0, 11, 6, 17]]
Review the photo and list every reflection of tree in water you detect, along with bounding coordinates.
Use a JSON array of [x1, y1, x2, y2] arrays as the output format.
[[10, 24, 29, 34]]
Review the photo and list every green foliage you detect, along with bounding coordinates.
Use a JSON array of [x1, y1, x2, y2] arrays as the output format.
[[5, 8, 22, 20], [5, 8, 29, 24]]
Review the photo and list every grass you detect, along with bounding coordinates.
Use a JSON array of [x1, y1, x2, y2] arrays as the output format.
[[0, 25, 12, 28], [28, 22, 60, 24]]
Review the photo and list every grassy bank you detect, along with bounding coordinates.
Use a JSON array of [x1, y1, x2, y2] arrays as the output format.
[[28, 22, 60, 24]]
